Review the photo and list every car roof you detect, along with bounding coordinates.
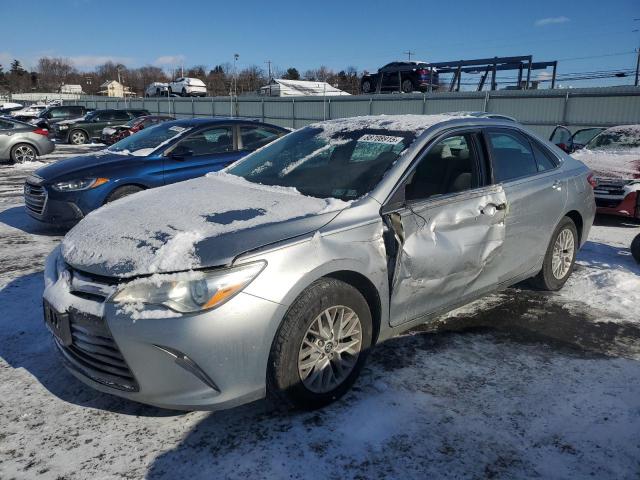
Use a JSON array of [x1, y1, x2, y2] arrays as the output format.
[[160, 117, 286, 129]]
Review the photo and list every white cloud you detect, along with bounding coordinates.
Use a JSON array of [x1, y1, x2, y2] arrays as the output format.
[[534, 16, 570, 27], [154, 55, 186, 66], [0, 52, 13, 67], [69, 55, 134, 69]]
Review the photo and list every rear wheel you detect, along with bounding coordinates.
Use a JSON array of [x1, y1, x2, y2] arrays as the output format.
[[69, 130, 88, 145], [10, 143, 37, 163], [267, 278, 372, 410], [105, 185, 143, 203], [530, 217, 578, 291], [401, 79, 414, 93]]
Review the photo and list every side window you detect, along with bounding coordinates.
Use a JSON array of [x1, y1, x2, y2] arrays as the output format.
[[240, 126, 281, 151], [530, 140, 558, 172], [50, 108, 67, 118], [405, 134, 480, 202], [112, 111, 131, 121], [178, 127, 234, 155], [486, 130, 538, 182], [0, 120, 15, 129]]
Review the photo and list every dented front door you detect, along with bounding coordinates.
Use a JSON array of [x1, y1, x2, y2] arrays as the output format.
[[387, 186, 508, 326]]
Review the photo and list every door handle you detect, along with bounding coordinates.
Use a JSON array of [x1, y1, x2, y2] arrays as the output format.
[[480, 203, 507, 215], [552, 180, 562, 191]]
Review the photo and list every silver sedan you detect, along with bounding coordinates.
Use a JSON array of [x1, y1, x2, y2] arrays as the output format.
[[42, 115, 596, 410], [0, 117, 54, 163]]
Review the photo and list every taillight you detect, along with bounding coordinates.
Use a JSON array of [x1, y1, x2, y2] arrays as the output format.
[[33, 128, 48, 136], [587, 172, 597, 188], [417, 69, 427, 75], [130, 125, 141, 133]]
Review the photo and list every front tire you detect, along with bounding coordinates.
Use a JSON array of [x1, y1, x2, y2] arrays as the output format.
[[105, 185, 143, 203], [10, 143, 37, 163], [631, 233, 640, 264], [69, 130, 88, 145], [267, 278, 373, 410], [530, 217, 578, 291]]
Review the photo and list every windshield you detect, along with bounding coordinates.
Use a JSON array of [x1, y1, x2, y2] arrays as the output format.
[[586, 126, 640, 150], [227, 126, 416, 200], [107, 122, 190, 155]]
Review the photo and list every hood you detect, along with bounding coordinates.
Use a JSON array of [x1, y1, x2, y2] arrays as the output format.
[[572, 148, 640, 180], [61, 173, 349, 278], [35, 150, 134, 182]]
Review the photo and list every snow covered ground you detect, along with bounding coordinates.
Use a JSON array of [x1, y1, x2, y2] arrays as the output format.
[[0, 145, 639, 479]]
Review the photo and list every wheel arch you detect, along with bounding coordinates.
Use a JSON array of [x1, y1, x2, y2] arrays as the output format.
[[102, 182, 148, 205], [564, 210, 584, 245], [324, 270, 382, 346], [11, 140, 41, 156]]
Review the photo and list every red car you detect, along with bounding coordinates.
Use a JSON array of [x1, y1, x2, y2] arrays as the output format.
[[101, 115, 174, 145], [571, 125, 640, 220]]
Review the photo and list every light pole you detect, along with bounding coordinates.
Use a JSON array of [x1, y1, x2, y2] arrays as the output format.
[[231, 53, 239, 116]]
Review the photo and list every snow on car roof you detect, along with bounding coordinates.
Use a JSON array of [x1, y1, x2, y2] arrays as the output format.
[[572, 147, 640, 180], [308, 114, 470, 138]]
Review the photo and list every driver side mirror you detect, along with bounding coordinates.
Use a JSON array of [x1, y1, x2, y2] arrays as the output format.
[[169, 145, 194, 160]]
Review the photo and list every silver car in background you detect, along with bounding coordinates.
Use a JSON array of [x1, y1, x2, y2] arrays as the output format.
[[0, 117, 55, 163], [42, 115, 596, 411]]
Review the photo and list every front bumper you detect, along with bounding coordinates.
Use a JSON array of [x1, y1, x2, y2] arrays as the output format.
[[594, 191, 640, 219], [42, 259, 286, 410]]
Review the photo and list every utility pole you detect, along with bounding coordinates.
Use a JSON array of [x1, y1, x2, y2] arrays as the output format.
[[403, 50, 415, 61], [634, 19, 639, 86], [265, 60, 272, 96]]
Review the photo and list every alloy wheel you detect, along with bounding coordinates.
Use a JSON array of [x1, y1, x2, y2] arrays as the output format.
[[70, 131, 86, 145], [298, 305, 363, 393], [551, 228, 575, 279], [13, 145, 36, 163]]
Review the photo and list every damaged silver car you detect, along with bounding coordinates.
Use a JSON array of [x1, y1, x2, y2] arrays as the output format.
[[42, 115, 596, 410]]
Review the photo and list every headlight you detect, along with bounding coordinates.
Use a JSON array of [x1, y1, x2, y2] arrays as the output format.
[[52, 178, 109, 191], [111, 261, 266, 313], [58, 125, 69, 130]]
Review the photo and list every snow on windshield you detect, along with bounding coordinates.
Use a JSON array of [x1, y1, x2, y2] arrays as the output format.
[[587, 125, 640, 150], [61, 172, 350, 277]]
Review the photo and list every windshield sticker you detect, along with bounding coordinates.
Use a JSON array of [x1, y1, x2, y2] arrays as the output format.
[[358, 134, 404, 145], [169, 126, 187, 133]]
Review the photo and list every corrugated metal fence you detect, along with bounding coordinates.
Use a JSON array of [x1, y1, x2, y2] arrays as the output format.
[[65, 86, 640, 137]]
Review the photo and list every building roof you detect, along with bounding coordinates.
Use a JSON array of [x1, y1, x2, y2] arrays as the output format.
[[262, 79, 350, 96]]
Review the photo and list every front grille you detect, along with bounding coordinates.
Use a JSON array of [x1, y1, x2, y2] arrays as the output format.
[[54, 307, 138, 392], [595, 197, 623, 209], [48, 267, 137, 392], [24, 182, 47, 215]]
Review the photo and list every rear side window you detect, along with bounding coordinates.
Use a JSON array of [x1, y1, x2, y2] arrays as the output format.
[[111, 111, 131, 121], [530, 141, 558, 172], [0, 119, 15, 129], [486, 130, 538, 182], [240, 126, 281, 151]]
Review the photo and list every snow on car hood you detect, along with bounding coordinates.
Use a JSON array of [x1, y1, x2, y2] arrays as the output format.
[[572, 147, 640, 180], [61, 173, 350, 278]]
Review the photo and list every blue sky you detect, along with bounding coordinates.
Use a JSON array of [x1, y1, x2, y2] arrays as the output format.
[[1, 0, 638, 87]]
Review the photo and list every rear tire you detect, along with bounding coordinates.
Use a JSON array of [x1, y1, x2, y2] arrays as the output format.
[[105, 185, 143, 203], [401, 79, 414, 93], [10, 143, 37, 163], [530, 217, 578, 291], [631, 233, 640, 264], [267, 278, 373, 410], [69, 130, 88, 145]]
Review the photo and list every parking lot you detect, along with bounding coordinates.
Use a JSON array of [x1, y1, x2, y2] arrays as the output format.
[[0, 144, 637, 479]]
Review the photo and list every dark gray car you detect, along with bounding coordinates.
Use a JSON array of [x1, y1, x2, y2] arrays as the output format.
[[0, 118, 55, 163]]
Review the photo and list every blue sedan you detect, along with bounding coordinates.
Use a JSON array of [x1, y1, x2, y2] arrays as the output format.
[[23, 118, 287, 225]]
